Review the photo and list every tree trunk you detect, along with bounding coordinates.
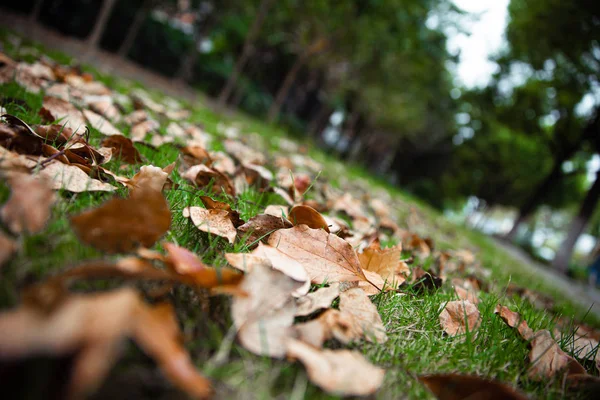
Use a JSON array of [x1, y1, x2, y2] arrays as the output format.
[[29, 0, 44, 23], [117, 0, 149, 58], [551, 171, 600, 273], [505, 160, 564, 241], [267, 54, 307, 123], [217, 0, 274, 106], [86, 0, 118, 49]]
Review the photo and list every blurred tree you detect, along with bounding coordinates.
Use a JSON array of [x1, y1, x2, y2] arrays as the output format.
[[498, 0, 600, 271], [217, 0, 274, 106], [86, 0, 119, 50]]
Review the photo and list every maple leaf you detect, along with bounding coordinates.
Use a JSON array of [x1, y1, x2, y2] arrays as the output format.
[[357, 240, 408, 288]]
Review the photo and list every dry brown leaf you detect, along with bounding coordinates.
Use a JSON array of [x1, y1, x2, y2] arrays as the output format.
[[183, 206, 237, 244], [226, 243, 310, 297], [181, 145, 213, 168], [123, 164, 169, 194], [39, 96, 86, 134], [0, 232, 17, 267], [439, 300, 481, 336], [39, 161, 117, 192], [288, 205, 330, 232], [181, 164, 235, 196], [87, 99, 122, 123], [295, 284, 340, 317], [1, 173, 55, 234], [454, 286, 479, 305], [494, 305, 534, 339], [100, 135, 143, 164], [528, 330, 586, 380], [0, 288, 211, 399], [83, 109, 122, 136], [231, 263, 302, 357], [131, 119, 160, 141], [570, 332, 600, 369], [163, 242, 243, 289], [71, 187, 170, 253], [418, 374, 528, 400], [224, 139, 266, 165], [267, 225, 367, 285], [339, 287, 387, 343], [286, 338, 385, 396], [358, 240, 408, 288], [237, 214, 292, 246], [264, 204, 289, 218]]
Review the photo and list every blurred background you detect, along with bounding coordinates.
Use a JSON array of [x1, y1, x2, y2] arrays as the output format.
[[1, 0, 599, 281]]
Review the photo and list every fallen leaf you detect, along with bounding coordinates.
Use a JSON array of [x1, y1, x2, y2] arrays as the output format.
[[0, 288, 211, 399], [181, 164, 235, 196], [1, 173, 55, 234], [83, 109, 122, 136], [357, 240, 408, 288], [285, 338, 385, 396], [224, 139, 266, 165], [454, 286, 479, 305], [226, 243, 310, 297], [132, 302, 213, 398], [264, 204, 289, 218], [131, 119, 160, 142], [100, 135, 143, 164], [237, 214, 292, 246], [439, 300, 481, 336], [288, 205, 330, 232], [71, 187, 170, 253], [295, 284, 340, 317], [528, 330, 586, 380], [231, 263, 302, 357], [39, 161, 117, 192], [494, 305, 534, 340], [411, 267, 443, 293], [418, 374, 528, 400], [200, 196, 244, 227], [181, 145, 213, 168], [124, 164, 169, 194], [87, 99, 122, 123], [339, 287, 387, 343], [39, 96, 86, 134], [183, 206, 237, 244], [267, 225, 367, 285], [163, 242, 243, 289]]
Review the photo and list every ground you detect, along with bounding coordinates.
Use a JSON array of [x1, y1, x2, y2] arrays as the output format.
[[1, 26, 600, 400]]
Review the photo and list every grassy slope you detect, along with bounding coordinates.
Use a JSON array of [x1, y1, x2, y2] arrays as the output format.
[[1, 30, 599, 399]]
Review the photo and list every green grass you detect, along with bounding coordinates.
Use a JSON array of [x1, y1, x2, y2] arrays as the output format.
[[1, 29, 599, 399]]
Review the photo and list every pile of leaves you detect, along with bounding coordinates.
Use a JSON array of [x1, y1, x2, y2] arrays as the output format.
[[1, 50, 600, 399]]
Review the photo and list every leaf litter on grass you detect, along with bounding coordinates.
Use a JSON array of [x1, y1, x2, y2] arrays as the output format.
[[1, 48, 600, 399]]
